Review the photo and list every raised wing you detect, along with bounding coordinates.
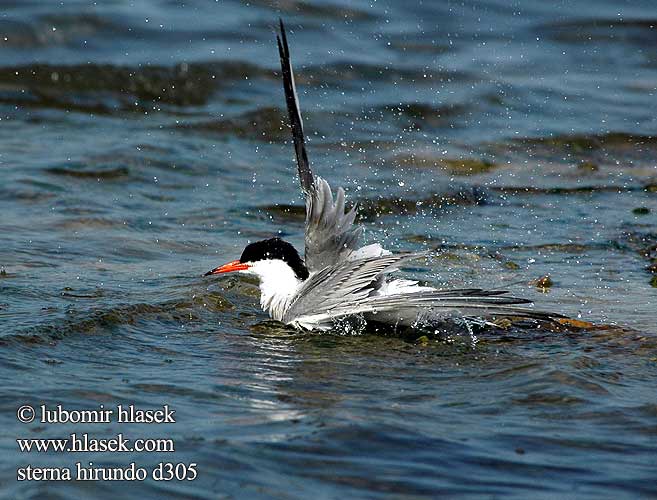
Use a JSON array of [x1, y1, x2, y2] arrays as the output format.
[[277, 20, 362, 272], [304, 177, 363, 271], [276, 19, 313, 194]]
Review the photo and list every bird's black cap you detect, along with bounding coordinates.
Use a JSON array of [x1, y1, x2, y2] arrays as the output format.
[[240, 237, 309, 280]]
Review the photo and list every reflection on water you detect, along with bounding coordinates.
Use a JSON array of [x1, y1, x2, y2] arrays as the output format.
[[1, 0, 656, 498]]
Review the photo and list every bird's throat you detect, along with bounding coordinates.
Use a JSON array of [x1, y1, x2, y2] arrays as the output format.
[[250, 260, 304, 321]]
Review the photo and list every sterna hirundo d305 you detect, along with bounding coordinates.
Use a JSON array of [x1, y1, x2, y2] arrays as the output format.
[[205, 20, 562, 331]]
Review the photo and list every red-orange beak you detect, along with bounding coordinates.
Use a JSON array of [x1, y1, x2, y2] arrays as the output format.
[[204, 260, 249, 276]]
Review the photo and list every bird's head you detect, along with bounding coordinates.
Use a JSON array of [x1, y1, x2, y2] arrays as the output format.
[[204, 237, 309, 281]]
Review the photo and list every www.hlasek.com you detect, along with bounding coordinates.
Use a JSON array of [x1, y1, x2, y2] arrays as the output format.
[[16, 404, 197, 482]]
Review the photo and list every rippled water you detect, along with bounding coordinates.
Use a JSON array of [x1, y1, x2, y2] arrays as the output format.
[[1, 1, 656, 498]]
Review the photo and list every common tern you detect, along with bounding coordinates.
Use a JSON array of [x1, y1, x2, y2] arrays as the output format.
[[205, 20, 561, 331]]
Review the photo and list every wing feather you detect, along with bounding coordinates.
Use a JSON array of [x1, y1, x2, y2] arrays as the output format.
[[303, 178, 363, 271], [291, 290, 563, 328], [277, 19, 314, 194], [277, 20, 363, 272], [281, 250, 562, 326], [282, 253, 422, 323]]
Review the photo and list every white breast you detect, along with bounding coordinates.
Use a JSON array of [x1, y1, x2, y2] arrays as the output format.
[[247, 259, 303, 321]]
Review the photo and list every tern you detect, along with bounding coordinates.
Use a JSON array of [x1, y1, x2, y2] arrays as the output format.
[[205, 20, 561, 331]]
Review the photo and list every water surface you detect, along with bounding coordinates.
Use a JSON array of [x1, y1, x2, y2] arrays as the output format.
[[1, 0, 656, 498]]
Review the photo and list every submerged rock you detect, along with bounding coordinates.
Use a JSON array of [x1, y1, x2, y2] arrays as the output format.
[[414, 335, 430, 345], [392, 153, 498, 176], [357, 187, 486, 219], [577, 160, 600, 172], [491, 185, 638, 195], [46, 165, 130, 180], [486, 132, 657, 169], [373, 102, 470, 130], [512, 132, 657, 153], [0, 62, 217, 108], [532, 275, 554, 290], [178, 107, 288, 142]]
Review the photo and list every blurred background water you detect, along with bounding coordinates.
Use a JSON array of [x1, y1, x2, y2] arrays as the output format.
[[1, 0, 656, 498]]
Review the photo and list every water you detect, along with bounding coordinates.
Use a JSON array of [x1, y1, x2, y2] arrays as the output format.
[[1, 0, 656, 498]]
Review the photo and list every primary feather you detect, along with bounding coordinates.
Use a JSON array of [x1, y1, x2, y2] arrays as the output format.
[[276, 19, 313, 195]]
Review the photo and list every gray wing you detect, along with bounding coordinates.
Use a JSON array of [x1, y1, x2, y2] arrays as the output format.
[[277, 20, 362, 272], [304, 177, 362, 271], [281, 253, 562, 326], [282, 253, 421, 323], [322, 292, 563, 322]]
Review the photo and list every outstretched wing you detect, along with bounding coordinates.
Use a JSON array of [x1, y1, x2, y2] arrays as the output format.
[[281, 253, 561, 328], [318, 292, 562, 323], [282, 253, 424, 323], [277, 20, 362, 272]]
